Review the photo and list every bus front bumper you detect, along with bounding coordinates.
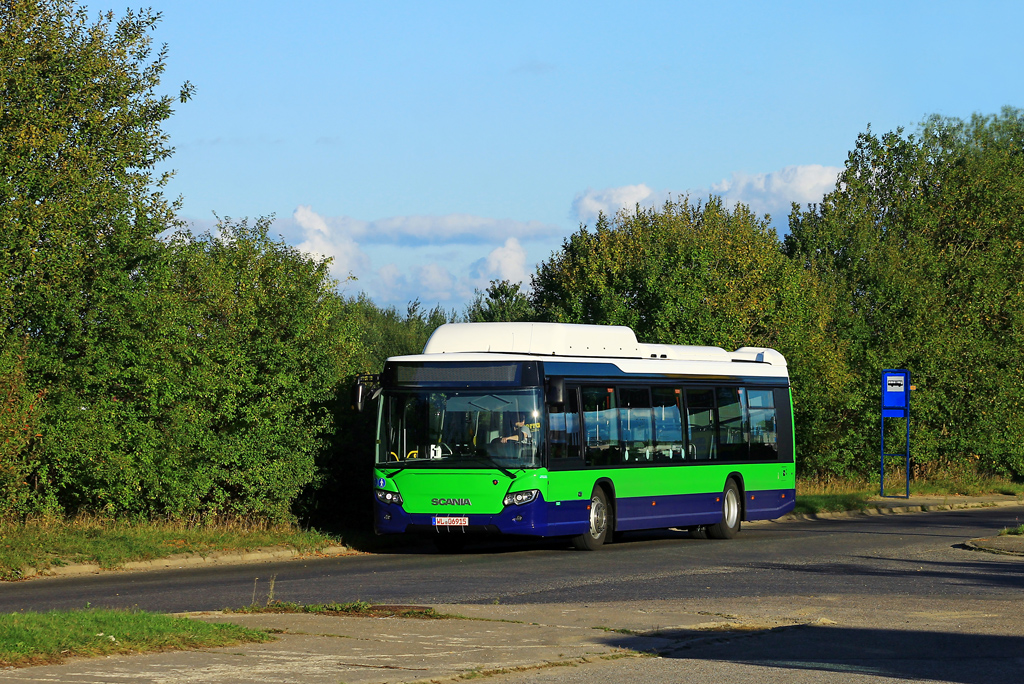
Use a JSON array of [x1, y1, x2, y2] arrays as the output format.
[[373, 495, 590, 537]]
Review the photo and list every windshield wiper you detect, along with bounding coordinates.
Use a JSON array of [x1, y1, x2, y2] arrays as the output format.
[[471, 450, 517, 479]]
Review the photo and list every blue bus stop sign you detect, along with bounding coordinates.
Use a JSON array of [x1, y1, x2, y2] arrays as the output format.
[[880, 369, 911, 497], [882, 369, 910, 418]]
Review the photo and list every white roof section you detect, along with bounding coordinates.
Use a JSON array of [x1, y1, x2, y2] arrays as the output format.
[[423, 322, 639, 357], [420, 323, 786, 367]]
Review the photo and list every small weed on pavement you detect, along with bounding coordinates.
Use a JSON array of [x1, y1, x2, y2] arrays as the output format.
[[226, 600, 448, 619]]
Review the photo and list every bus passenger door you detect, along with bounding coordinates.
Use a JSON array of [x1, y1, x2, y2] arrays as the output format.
[[545, 385, 589, 531]]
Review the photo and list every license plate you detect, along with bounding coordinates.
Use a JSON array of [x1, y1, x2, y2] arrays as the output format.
[[433, 516, 469, 526]]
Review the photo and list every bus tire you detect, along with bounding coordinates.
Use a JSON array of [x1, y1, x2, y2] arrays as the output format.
[[706, 479, 741, 539], [572, 488, 610, 551]]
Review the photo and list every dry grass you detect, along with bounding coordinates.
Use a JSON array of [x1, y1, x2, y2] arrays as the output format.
[[0, 515, 339, 581], [796, 476, 874, 496], [796, 464, 1024, 514]]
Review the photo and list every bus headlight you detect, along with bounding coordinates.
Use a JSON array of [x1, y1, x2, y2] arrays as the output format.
[[503, 489, 540, 506], [375, 489, 404, 505]]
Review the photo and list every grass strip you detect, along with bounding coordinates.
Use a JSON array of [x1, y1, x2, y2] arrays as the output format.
[[0, 608, 270, 668], [998, 524, 1024, 536], [793, 493, 871, 514], [0, 518, 340, 581], [227, 600, 447, 619], [794, 473, 1024, 515]]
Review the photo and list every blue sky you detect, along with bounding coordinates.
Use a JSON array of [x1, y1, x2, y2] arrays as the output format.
[[148, 0, 1024, 310]]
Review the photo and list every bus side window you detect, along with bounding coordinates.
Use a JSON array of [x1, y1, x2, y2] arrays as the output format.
[[618, 387, 653, 464], [716, 387, 749, 461], [581, 386, 620, 467], [549, 387, 581, 460], [652, 387, 683, 462], [685, 388, 716, 460], [747, 388, 778, 460]]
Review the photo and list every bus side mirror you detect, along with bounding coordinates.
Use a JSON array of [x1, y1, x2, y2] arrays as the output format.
[[353, 382, 367, 412], [353, 373, 381, 412], [547, 377, 565, 406]]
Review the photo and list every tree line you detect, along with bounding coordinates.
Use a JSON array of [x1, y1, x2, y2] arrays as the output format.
[[3, 1, 1022, 525]]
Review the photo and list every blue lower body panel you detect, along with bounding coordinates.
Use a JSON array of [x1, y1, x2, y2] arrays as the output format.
[[591, 487, 796, 532], [615, 491, 723, 531], [374, 487, 796, 538], [745, 488, 796, 520]]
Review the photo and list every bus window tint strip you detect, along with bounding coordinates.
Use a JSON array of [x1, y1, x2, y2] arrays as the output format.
[[571, 384, 783, 467], [387, 362, 541, 387]]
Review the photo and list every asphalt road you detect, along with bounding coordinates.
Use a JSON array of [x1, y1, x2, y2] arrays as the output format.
[[1, 505, 1022, 614]]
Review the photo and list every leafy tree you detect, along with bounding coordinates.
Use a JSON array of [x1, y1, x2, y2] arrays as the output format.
[[1, 1, 192, 515], [532, 199, 856, 475], [296, 295, 456, 530], [465, 280, 535, 322], [344, 296, 456, 372], [1, 0, 191, 355], [149, 218, 354, 519], [0, 338, 46, 518], [786, 108, 1024, 478], [32, 217, 354, 520]]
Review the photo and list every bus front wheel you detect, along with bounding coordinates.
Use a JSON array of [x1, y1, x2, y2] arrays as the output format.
[[572, 488, 610, 551], [706, 479, 741, 539]]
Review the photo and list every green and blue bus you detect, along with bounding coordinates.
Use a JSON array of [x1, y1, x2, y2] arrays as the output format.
[[362, 322, 795, 551]]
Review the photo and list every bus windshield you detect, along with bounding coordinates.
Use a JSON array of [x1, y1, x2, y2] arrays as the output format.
[[377, 388, 545, 469]]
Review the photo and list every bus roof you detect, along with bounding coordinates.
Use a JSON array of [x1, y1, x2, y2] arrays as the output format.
[[418, 322, 787, 367]]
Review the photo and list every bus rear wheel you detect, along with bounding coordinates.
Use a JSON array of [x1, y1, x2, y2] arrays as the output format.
[[706, 479, 741, 539], [572, 488, 610, 551]]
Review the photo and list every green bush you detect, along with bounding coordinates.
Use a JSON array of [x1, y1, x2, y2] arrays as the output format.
[[530, 198, 857, 476], [787, 108, 1024, 479]]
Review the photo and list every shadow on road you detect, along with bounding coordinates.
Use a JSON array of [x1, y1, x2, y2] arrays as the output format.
[[748, 554, 1024, 591], [600, 624, 1024, 684]]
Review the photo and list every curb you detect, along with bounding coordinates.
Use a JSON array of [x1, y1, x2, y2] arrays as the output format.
[[963, 538, 1024, 557], [781, 498, 1023, 521], [18, 545, 356, 581]]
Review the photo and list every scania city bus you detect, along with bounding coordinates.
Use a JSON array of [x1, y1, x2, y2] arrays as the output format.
[[360, 322, 795, 552]]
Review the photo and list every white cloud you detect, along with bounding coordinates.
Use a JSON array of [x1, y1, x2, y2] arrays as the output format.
[[483, 237, 528, 284], [280, 207, 552, 308], [571, 165, 841, 227], [371, 261, 470, 305], [571, 184, 659, 224], [285, 210, 557, 246], [711, 164, 841, 219], [375, 263, 405, 302], [293, 205, 370, 279], [415, 263, 458, 301]]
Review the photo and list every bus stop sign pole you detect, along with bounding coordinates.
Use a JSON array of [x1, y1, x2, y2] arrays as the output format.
[[880, 369, 911, 498]]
